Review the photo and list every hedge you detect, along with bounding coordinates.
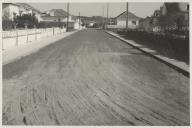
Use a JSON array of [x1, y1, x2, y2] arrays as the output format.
[[115, 29, 189, 64]]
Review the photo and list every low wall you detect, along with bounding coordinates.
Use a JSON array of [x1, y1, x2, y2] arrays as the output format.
[[2, 27, 66, 50]]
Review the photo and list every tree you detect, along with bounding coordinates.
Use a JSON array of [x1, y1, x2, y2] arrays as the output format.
[[14, 14, 39, 28], [175, 14, 185, 30], [2, 9, 14, 30], [164, 3, 180, 15], [159, 3, 186, 31]]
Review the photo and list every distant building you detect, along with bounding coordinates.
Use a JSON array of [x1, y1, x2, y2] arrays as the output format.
[[41, 9, 83, 29], [139, 14, 162, 32], [73, 17, 83, 29], [153, 10, 161, 17], [40, 16, 66, 22], [139, 12, 162, 33], [2, 3, 41, 21], [41, 9, 72, 22], [88, 22, 96, 27], [139, 17, 153, 32], [44, 9, 68, 17], [114, 11, 140, 29], [83, 20, 96, 28]]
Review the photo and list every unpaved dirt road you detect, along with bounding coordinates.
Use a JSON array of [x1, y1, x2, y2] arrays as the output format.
[[3, 29, 189, 125]]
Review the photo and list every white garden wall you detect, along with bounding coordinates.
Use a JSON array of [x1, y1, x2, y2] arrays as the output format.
[[2, 27, 66, 50]]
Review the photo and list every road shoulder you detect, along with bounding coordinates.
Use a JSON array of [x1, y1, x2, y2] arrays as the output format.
[[105, 30, 189, 77], [2, 31, 78, 65]]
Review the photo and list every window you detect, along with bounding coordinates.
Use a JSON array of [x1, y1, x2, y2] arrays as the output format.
[[13, 12, 17, 19], [132, 21, 136, 25], [187, 4, 189, 11]]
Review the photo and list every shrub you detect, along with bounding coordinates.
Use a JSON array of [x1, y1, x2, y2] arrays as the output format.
[[2, 20, 14, 30], [38, 21, 66, 28], [2, 10, 14, 30], [14, 14, 39, 28], [116, 29, 189, 63]]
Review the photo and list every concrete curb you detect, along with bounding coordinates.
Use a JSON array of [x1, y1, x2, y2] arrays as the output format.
[[3, 30, 79, 66], [105, 30, 189, 77]]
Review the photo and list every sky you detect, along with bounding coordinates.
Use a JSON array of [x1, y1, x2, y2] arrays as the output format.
[[29, 3, 163, 18]]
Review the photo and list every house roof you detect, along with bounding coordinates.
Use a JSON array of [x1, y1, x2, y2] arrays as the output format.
[[139, 17, 153, 24], [115, 11, 140, 20], [3, 3, 41, 13], [3, 3, 19, 8], [48, 9, 69, 17], [15, 3, 41, 13], [44, 9, 78, 20]]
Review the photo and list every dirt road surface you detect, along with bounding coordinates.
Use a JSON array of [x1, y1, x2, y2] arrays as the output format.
[[3, 29, 189, 125]]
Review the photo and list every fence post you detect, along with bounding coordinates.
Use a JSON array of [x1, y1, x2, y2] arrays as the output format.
[[35, 28, 37, 40], [47, 28, 49, 37], [35, 26, 37, 40], [16, 28, 18, 46], [53, 27, 54, 36], [26, 29, 28, 43], [24, 24, 28, 43], [44, 28, 46, 37], [2, 34, 4, 50]]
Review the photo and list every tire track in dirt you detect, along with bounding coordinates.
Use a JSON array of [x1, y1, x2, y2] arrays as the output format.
[[3, 29, 189, 125]]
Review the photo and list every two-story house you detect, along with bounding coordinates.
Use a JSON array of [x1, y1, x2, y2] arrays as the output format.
[[2, 3, 20, 21], [2, 3, 41, 22]]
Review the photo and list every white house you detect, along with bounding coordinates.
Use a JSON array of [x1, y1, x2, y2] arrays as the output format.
[[88, 22, 96, 27], [16, 3, 42, 22], [74, 18, 83, 29], [2, 3, 42, 22], [41, 9, 83, 29], [41, 9, 74, 22], [115, 11, 140, 29], [2, 3, 20, 20]]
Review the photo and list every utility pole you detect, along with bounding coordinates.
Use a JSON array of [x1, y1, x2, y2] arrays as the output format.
[[106, 3, 109, 29], [79, 12, 80, 29], [126, 2, 128, 30], [102, 7, 104, 29], [66, 3, 69, 32]]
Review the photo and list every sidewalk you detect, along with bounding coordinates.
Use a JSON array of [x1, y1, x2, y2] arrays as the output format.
[[105, 30, 189, 76], [3, 31, 78, 65]]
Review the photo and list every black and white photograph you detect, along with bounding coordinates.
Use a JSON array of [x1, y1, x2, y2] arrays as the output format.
[[1, 0, 190, 126]]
